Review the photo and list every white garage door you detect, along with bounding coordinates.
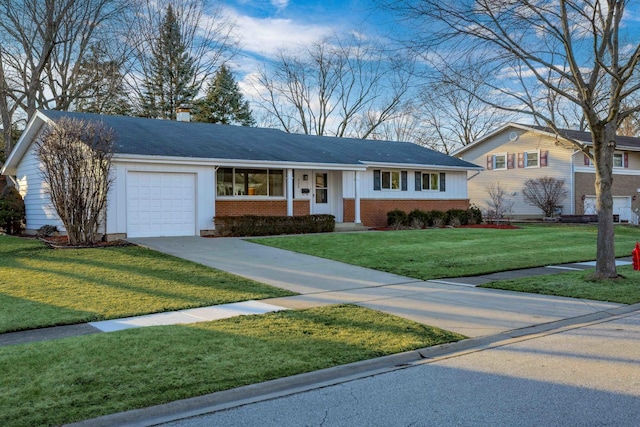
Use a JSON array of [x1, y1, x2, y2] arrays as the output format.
[[127, 172, 196, 237], [584, 196, 632, 222]]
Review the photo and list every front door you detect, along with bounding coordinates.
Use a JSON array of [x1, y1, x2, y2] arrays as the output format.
[[313, 172, 331, 215]]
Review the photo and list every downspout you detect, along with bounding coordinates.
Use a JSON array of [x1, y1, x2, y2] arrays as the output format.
[[286, 168, 294, 216], [213, 166, 219, 230], [571, 150, 578, 215], [467, 171, 481, 181], [354, 171, 361, 224]]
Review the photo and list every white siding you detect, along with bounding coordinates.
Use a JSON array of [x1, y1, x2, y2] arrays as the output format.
[[343, 168, 468, 200], [14, 145, 65, 233], [107, 161, 215, 237], [458, 129, 575, 217]]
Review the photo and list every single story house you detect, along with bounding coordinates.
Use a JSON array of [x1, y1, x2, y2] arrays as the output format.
[[2, 110, 481, 239], [454, 123, 640, 223]]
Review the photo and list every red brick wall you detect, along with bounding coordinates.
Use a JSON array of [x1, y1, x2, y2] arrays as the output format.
[[575, 172, 640, 214], [293, 200, 310, 216], [216, 199, 310, 217], [343, 198, 470, 226]]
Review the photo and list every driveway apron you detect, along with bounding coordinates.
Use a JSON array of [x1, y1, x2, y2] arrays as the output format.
[[129, 236, 622, 338]]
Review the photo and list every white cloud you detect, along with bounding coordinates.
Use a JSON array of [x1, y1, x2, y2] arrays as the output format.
[[270, 0, 289, 10], [223, 6, 335, 59]]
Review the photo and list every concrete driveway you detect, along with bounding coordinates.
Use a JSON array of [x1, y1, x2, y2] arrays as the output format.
[[129, 236, 622, 338]]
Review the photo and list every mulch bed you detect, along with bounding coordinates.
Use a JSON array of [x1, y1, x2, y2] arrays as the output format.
[[370, 224, 520, 231], [458, 224, 521, 229], [37, 235, 133, 249]]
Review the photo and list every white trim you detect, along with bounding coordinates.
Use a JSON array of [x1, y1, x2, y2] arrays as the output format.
[[574, 167, 640, 176], [493, 152, 507, 170], [421, 172, 440, 191], [114, 154, 367, 171], [286, 168, 293, 216], [354, 171, 361, 224], [381, 170, 401, 191], [1, 111, 51, 175], [524, 150, 540, 168], [359, 161, 482, 171]]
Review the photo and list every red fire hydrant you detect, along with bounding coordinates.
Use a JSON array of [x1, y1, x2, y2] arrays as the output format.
[[633, 242, 640, 271]]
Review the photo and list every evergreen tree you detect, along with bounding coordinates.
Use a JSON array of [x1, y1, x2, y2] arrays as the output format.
[[140, 5, 197, 120], [193, 65, 255, 126], [75, 44, 132, 116]]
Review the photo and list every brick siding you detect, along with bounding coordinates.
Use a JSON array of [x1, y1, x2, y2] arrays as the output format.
[[216, 199, 310, 217], [574, 172, 640, 214], [343, 198, 470, 226]]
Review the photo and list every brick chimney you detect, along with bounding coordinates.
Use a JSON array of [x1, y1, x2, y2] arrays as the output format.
[[176, 107, 191, 122]]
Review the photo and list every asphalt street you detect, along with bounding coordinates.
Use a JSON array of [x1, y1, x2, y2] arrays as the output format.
[[161, 310, 640, 427]]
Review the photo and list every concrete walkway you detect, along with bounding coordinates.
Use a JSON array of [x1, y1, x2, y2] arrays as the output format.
[[129, 236, 626, 338], [2, 236, 630, 348]]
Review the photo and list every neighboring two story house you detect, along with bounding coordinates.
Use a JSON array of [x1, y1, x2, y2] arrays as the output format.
[[454, 123, 640, 223], [1, 110, 482, 239]]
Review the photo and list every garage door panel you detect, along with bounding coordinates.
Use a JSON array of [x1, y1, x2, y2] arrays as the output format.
[[584, 196, 631, 221], [127, 172, 196, 238]]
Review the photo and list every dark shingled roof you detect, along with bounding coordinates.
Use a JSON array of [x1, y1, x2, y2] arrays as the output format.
[[40, 110, 481, 169], [527, 124, 640, 150]]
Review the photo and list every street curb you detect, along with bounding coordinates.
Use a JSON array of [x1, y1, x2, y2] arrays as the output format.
[[65, 302, 640, 427]]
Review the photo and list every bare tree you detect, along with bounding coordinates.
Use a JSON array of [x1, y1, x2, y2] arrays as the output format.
[[388, 0, 640, 278], [485, 182, 514, 223], [36, 118, 114, 245], [522, 177, 569, 218], [126, 0, 237, 115], [0, 0, 129, 157], [420, 61, 511, 154], [254, 34, 412, 138]]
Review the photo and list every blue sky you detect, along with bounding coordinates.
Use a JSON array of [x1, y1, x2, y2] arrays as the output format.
[[220, 1, 394, 71]]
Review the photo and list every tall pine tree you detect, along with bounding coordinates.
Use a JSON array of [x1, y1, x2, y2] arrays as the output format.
[[140, 5, 196, 120], [75, 44, 132, 116], [193, 65, 255, 126]]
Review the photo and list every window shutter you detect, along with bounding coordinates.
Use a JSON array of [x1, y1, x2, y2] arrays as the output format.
[[486, 155, 493, 170], [401, 171, 408, 191], [517, 152, 524, 168], [584, 154, 590, 166], [415, 171, 422, 191], [540, 150, 548, 167], [624, 152, 629, 168], [439, 173, 446, 192], [373, 170, 381, 190], [507, 153, 515, 169]]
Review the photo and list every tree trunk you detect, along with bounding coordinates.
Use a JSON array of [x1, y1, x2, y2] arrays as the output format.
[[592, 124, 618, 279]]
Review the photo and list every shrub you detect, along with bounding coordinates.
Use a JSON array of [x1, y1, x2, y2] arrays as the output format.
[[36, 225, 59, 237], [387, 209, 409, 228], [444, 209, 469, 226], [214, 214, 335, 237], [0, 186, 25, 234], [468, 205, 483, 225], [408, 209, 431, 228]]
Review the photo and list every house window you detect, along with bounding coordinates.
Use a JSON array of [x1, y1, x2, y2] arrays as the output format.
[[613, 153, 623, 168], [525, 151, 539, 168], [217, 168, 284, 197], [381, 170, 401, 190], [493, 154, 507, 170], [421, 173, 439, 191]]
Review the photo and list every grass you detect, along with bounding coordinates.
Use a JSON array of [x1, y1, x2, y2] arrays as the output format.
[[0, 304, 465, 427], [0, 235, 295, 333], [250, 224, 639, 280], [481, 265, 640, 304]]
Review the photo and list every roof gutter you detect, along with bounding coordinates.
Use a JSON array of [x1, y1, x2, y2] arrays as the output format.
[[358, 161, 483, 171], [113, 154, 367, 171]]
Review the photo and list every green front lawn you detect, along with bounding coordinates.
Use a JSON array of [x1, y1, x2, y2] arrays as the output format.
[[0, 305, 464, 427], [481, 265, 640, 304], [251, 225, 639, 280], [0, 235, 294, 333]]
